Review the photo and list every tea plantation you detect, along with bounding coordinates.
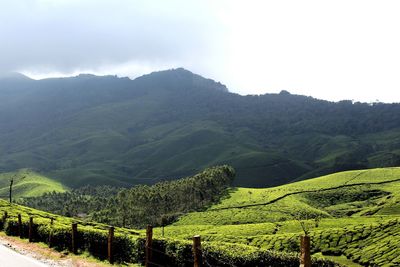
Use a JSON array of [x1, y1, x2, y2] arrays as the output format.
[[0, 198, 339, 266], [1, 167, 399, 266], [154, 167, 400, 266]]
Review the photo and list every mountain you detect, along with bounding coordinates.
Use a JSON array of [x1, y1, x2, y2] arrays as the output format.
[[0, 68, 400, 188], [0, 72, 32, 80]]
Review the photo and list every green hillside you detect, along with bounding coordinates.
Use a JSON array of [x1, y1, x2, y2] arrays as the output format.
[[174, 167, 400, 225], [151, 167, 400, 266], [3, 167, 400, 265], [1, 69, 400, 188], [0, 199, 339, 266], [0, 169, 66, 199]]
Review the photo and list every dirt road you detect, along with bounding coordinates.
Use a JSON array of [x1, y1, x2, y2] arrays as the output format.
[[0, 243, 48, 266]]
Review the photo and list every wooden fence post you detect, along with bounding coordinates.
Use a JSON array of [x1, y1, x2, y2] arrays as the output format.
[[193, 235, 203, 267], [145, 225, 153, 267], [71, 223, 78, 254], [300, 235, 311, 267], [29, 217, 33, 242], [18, 214, 22, 238], [108, 226, 114, 264]]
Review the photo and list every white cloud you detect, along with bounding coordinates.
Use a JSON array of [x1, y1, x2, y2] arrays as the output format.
[[1, 0, 400, 103], [218, 0, 400, 103]]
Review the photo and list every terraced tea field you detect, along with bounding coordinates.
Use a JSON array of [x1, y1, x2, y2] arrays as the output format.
[[1, 167, 399, 266], [0, 199, 338, 266], [153, 167, 400, 266]]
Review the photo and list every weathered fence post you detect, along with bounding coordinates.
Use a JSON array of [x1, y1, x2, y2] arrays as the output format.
[[108, 226, 114, 264], [18, 214, 22, 238], [71, 223, 78, 254], [300, 235, 311, 267], [193, 235, 203, 267], [145, 225, 153, 267], [29, 217, 33, 242]]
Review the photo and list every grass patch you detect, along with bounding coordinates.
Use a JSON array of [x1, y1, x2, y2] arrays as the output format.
[[0, 169, 67, 199]]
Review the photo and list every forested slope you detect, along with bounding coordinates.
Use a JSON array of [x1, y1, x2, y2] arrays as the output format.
[[1, 69, 400, 187]]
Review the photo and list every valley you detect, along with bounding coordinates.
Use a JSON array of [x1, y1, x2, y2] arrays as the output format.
[[0, 167, 399, 266], [2, 1, 399, 266], [1, 69, 400, 266]]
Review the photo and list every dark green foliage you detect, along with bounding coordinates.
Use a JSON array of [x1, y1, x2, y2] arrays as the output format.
[[238, 219, 400, 267], [201, 242, 340, 267], [0, 212, 341, 266], [1, 69, 400, 188], [21, 185, 120, 217], [0, 215, 138, 263], [143, 240, 341, 267], [22, 166, 235, 228], [38, 224, 71, 251], [304, 187, 390, 208], [93, 165, 235, 227]]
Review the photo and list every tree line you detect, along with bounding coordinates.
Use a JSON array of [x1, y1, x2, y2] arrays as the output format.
[[21, 165, 235, 228]]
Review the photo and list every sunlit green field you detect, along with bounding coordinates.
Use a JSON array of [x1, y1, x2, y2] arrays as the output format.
[[2, 167, 400, 266], [151, 167, 400, 266], [173, 167, 400, 225], [0, 169, 67, 198]]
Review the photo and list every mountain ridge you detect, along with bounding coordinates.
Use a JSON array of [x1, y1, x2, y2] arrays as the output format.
[[0, 68, 399, 188]]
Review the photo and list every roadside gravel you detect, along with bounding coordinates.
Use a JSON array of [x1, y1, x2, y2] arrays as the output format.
[[0, 233, 110, 267]]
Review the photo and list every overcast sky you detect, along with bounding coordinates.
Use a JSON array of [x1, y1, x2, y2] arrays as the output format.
[[1, 0, 399, 103]]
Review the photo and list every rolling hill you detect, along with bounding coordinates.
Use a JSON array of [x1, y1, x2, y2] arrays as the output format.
[[153, 167, 400, 266], [0, 197, 336, 266], [2, 166, 400, 265], [174, 167, 400, 225], [0, 169, 66, 199], [1, 68, 400, 188]]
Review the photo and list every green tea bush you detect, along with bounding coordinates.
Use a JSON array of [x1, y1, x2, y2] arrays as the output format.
[[79, 228, 108, 259], [0, 215, 141, 263], [143, 238, 341, 267], [114, 235, 144, 263], [0, 213, 343, 266]]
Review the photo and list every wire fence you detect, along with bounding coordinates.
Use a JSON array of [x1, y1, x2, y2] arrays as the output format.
[[0, 206, 356, 267]]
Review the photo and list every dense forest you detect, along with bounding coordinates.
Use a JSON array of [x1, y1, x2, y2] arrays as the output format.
[[21, 165, 235, 227], [1, 68, 400, 188]]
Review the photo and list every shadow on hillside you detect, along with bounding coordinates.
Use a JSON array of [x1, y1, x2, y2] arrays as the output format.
[[197, 187, 238, 212]]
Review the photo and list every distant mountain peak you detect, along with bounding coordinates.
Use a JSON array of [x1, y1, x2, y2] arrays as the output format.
[[0, 72, 32, 81], [74, 73, 120, 80], [137, 68, 229, 93], [144, 67, 194, 77], [168, 67, 192, 74], [279, 90, 291, 95], [77, 73, 97, 78]]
